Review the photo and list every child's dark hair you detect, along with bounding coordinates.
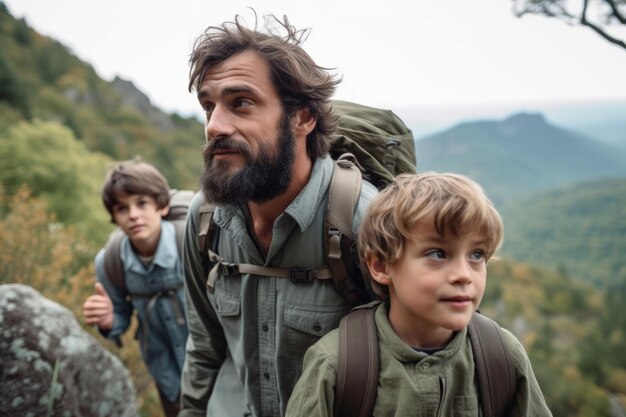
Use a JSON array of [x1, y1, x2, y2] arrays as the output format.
[[102, 160, 170, 222]]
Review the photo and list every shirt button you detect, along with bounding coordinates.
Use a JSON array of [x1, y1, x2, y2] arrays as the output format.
[[262, 325, 269, 332], [422, 362, 431, 369], [264, 372, 270, 380], [313, 324, 322, 332]]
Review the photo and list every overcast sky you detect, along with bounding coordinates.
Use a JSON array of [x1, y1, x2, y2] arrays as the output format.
[[5, 0, 626, 132]]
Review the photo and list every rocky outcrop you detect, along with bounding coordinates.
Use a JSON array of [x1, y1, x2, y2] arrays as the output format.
[[0, 284, 138, 417]]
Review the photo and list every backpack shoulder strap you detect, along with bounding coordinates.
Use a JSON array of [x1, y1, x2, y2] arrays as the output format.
[[327, 153, 363, 240], [198, 199, 217, 257], [102, 228, 128, 292], [334, 300, 381, 417], [468, 312, 516, 417], [326, 154, 368, 305]]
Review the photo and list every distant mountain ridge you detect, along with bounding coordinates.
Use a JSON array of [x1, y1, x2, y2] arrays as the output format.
[[415, 112, 626, 205]]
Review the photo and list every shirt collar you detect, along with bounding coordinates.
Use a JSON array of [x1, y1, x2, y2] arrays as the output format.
[[121, 220, 178, 273]]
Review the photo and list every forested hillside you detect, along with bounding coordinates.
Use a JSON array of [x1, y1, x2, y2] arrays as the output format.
[[501, 177, 626, 287], [1, 3, 625, 416], [416, 112, 626, 206], [0, 2, 204, 244]]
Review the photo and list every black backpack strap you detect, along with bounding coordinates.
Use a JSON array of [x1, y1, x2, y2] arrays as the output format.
[[198, 199, 217, 260], [468, 313, 516, 417], [334, 300, 381, 417]]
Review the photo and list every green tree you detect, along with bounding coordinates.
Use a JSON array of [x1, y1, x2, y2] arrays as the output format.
[[0, 120, 111, 243], [513, 0, 626, 50]]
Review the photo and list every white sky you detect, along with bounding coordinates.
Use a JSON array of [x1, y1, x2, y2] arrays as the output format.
[[4, 0, 626, 133]]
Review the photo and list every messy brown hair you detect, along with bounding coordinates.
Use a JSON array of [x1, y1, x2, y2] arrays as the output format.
[[101, 160, 170, 223], [188, 12, 340, 160]]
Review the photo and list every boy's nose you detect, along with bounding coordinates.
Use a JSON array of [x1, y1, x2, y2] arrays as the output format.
[[449, 259, 472, 285], [128, 204, 140, 218]]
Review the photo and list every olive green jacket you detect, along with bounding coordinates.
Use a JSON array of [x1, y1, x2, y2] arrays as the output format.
[[286, 303, 553, 417]]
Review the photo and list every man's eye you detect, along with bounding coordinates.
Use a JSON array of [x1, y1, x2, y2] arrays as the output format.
[[425, 249, 446, 260], [233, 98, 252, 108]]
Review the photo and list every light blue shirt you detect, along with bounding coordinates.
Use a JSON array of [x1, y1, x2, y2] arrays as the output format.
[[95, 220, 188, 402]]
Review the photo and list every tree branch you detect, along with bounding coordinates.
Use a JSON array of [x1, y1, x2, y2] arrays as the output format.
[[581, 0, 626, 49], [602, 0, 626, 23]]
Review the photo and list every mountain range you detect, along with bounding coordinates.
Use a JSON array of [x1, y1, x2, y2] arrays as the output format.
[[415, 112, 626, 206]]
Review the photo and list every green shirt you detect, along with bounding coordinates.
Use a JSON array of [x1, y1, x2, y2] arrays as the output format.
[[180, 156, 378, 417], [286, 303, 553, 417]]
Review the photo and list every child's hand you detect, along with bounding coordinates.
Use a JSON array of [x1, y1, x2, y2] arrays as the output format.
[[82, 282, 114, 330]]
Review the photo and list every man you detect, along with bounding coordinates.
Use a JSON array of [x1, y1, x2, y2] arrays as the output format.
[[180, 13, 377, 417]]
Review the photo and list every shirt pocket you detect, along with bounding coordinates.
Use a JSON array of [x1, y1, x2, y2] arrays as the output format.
[[453, 394, 479, 417], [283, 304, 349, 374], [213, 288, 241, 336]]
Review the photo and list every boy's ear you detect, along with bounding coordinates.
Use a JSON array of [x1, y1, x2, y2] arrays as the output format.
[[159, 205, 170, 218], [291, 107, 316, 137], [366, 255, 392, 286]]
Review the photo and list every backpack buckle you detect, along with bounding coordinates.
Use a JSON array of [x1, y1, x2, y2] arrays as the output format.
[[289, 268, 313, 284], [220, 262, 239, 277]]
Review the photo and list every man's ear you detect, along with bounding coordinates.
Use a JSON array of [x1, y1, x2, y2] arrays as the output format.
[[291, 107, 316, 137], [365, 255, 392, 286]]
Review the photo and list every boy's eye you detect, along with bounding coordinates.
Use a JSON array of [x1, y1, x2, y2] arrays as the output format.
[[468, 250, 485, 262], [113, 205, 127, 214], [425, 249, 446, 260]]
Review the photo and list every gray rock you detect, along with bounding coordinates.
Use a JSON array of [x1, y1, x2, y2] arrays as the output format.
[[0, 284, 138, 417]]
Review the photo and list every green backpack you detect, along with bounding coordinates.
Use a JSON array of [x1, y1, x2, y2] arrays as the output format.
[[198, 100, 416, 306]]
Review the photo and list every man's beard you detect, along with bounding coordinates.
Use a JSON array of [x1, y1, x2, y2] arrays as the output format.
[[200, 115, 295, 205]]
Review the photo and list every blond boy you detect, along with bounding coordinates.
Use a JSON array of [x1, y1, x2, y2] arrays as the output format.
[[286, 172, 552, 417]]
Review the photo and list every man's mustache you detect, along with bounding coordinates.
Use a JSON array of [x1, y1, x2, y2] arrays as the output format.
[[202, 137, 251, 162]]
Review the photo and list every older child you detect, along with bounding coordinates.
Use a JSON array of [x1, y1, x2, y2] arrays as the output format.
[[82, 160, 187, 417], [286, 172, 552, 417]]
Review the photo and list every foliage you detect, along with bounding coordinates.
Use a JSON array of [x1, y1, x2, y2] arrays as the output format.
[[483, 258, 622, 416], [0, 4, 204, 190], [513, 0, 626, 51], [0, 120, 112, 244]]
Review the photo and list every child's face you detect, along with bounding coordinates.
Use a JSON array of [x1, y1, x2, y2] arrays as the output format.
[[112, 193, 168, 256], [372, 221, 488, 348]]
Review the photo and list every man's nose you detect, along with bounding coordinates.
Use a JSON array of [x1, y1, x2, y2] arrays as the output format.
[[205, 104, 235, 141]]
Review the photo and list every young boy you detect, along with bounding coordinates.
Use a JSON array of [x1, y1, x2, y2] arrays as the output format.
[[82, 160, 187, 417], [286, 172, 552, 417]]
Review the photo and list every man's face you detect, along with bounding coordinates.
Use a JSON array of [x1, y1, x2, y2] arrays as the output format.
[[197, 50, 295, 205]]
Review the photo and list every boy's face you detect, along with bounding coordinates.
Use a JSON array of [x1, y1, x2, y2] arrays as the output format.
[[112, 193, 169, 256], [371, 221, 488, 348]]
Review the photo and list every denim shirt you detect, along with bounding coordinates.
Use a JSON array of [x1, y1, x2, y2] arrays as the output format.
[[95, 220, 188, 402], [180, 156, 378, 417]]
